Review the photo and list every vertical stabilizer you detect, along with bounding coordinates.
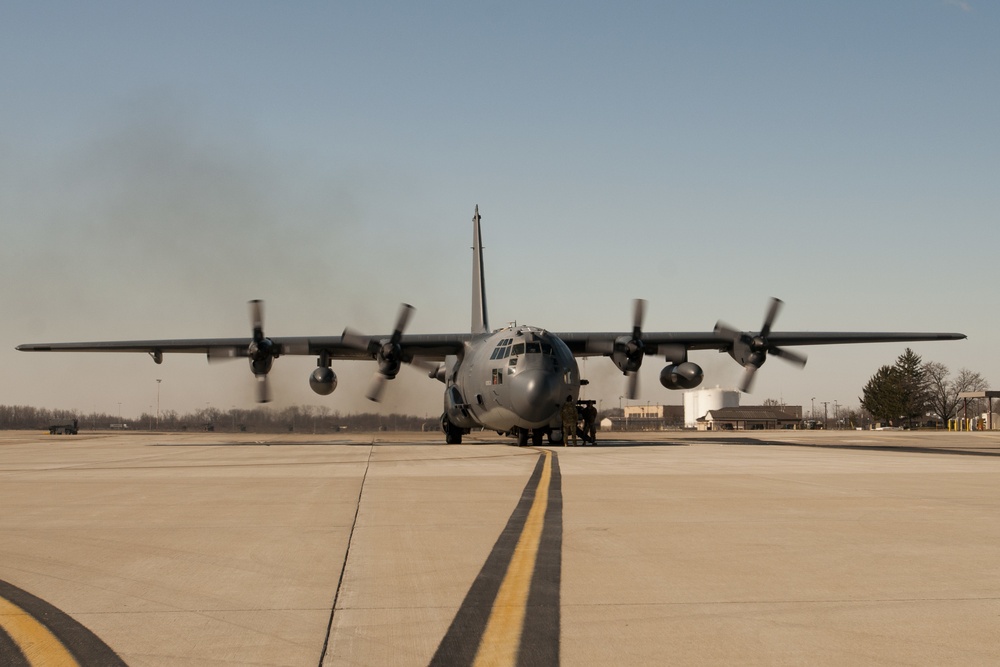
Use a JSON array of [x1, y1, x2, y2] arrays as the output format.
[[471, 205, 489, 334]]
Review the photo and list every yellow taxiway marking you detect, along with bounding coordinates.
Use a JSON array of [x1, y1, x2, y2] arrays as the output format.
[[472, 449, 552, 667], [0, 595, 79, 666]]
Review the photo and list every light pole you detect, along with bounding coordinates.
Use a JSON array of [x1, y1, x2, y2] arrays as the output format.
[[811, 397, 816, 420], [156, 379, 162, 429]]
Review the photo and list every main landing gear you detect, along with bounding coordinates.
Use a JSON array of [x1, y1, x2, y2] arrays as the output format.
[[514, 427, 549, 447], [441, 415, 465, 444]]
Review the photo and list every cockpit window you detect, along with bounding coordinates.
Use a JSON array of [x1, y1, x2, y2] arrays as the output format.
[[505, 337, 556, 356], [489, 337, 514, 360]]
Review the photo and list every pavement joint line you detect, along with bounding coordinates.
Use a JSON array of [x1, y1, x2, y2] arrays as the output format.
[[318, 441, 374, 667]]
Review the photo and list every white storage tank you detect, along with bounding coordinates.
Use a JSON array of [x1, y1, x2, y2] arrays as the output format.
[[684, 387, 739, 427]]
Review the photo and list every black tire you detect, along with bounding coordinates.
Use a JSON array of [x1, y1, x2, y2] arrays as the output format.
[[531, 429, 545, 446], [517, 429, 529, 447], [441, 414, 463, 444]]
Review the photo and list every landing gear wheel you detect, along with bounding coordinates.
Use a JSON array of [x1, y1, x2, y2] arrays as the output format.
[[441, 415, 463, 444], [531, 429, 545, 446], [517, 429, 529, 447]]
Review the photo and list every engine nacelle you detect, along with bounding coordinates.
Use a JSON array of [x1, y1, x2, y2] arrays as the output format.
[[309, 367, 338, 395], [660, 362, 703, 390]]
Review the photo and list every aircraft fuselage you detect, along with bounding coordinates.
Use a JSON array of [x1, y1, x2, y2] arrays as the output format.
[[444, 325, 580, 437]]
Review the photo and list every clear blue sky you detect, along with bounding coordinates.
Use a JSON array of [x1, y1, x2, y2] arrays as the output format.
[[2, 1, 995, 419]]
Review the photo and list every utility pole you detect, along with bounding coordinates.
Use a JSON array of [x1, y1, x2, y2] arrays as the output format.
[[156, 379, 162, 429], [822, 401, 829, 429]]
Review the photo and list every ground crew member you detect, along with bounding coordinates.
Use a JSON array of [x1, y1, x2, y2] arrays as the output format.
[[582, 402, 598, 444], [561, 396, 578, 446]]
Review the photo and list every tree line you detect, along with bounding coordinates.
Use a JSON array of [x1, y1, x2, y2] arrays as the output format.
[[0, 404, 439, 433], [860, 348, 989, 427]]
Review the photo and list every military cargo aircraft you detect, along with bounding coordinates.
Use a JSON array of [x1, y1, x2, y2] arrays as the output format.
[[17, 206, 965, 445]]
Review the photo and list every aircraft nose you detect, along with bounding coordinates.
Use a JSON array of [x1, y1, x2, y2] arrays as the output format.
[[509, 369, 562, 424]]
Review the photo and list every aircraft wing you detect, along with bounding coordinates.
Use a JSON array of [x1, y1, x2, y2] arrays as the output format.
[[19, 330, 965, 361], [735, 331, 967, 347], [557, 331, 966, 358], [16, 334, 470, 362], [559, 328, 965, 394]]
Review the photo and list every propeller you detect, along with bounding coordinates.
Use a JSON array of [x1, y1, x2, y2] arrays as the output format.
[[714, 297, 807, 393], [609, 298, 646, 400], [344, 303, 415, 402], [247, 299, 279, 403]]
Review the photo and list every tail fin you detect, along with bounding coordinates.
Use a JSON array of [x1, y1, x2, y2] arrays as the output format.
[[471, 205, 489, 334]]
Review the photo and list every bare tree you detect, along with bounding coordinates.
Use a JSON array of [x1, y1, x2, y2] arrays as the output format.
[[924, 362, 988, 422]]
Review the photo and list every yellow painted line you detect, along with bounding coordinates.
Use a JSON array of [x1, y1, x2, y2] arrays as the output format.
[[473, 450, 551, 667], [0, 595, 79, 666]]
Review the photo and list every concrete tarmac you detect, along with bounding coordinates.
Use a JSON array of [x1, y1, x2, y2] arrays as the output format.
[[1, 429, 999, 665]]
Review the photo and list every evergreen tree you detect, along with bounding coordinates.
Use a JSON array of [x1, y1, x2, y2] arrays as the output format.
[[894, 348, 928, 427], [860, 364, 904, 426]]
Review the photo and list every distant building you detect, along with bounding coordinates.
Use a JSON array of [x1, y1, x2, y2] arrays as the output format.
[[620, 404, 684, 430], [681, 387, 802, 430], [612, 399, 802, 431], [697, 406, 802, 431], [684, 387, 740, 427]]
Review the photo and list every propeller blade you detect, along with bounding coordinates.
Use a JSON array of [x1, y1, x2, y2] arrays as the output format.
[[626, 370, 640, 400], [366, 373, 388, 402], [249, 299, 265, 340], [738, 365, 758, 393], [713, 320, 740, 339], [632, 298, 647, 337], [760, 297, 783, 337], [256, 375, 272, 403], [771, 345, 808, 367], [341, 327, 372, 351], [391, 303, 415, 342]]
